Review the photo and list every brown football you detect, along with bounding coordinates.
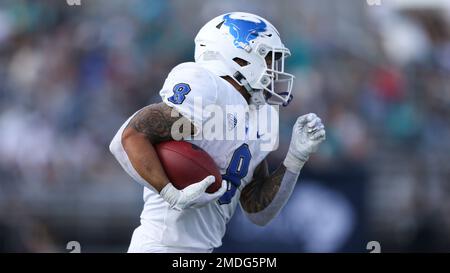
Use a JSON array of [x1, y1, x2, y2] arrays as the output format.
[[155, 141, 222, 193]]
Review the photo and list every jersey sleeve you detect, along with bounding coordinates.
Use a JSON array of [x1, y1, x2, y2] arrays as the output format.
[[109, 111, 158, 193], [159, 63, 219, 132]]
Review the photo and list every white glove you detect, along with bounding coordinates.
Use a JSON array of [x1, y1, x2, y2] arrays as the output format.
[[160, 176, 227, 211], [283, 113, 326, 173]]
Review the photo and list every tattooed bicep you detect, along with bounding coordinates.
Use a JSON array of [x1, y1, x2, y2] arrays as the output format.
[[126, 102, 195, 143]]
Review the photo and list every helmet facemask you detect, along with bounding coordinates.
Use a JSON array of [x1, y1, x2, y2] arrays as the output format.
[[254, 46, 294, 107], [228, 44, 294, 107]]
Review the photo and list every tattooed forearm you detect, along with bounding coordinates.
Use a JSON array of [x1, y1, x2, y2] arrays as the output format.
[[240, 160, 287, 213], [126, 102, 194, 143]]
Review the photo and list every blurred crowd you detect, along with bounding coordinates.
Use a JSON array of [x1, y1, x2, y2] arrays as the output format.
[[0, 0, 449, 252]]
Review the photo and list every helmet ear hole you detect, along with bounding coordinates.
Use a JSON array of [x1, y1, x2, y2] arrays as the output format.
[[233, 57, 250, 67]]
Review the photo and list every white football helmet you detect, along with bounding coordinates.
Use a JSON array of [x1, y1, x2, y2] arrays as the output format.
[[194, 12, 294, 106]]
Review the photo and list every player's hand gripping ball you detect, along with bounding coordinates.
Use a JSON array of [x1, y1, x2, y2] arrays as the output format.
[[156, 141, 227, 210]]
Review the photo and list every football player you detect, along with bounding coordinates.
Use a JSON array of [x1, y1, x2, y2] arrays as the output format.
[[109, 12, 326, 253]]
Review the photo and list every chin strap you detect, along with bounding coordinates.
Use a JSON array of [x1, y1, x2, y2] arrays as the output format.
[[233, 71, 266, 106]]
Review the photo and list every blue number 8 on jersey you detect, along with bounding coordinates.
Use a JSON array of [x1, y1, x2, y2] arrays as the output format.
[[219, 144, 252, 205], [168, 83, 191, 105]]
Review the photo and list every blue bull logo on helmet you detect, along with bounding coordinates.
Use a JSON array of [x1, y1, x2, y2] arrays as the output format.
[[223, 13, 267, 49]]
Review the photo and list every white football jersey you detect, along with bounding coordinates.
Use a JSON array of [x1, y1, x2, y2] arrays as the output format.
[[111, 62, 279, 252]]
